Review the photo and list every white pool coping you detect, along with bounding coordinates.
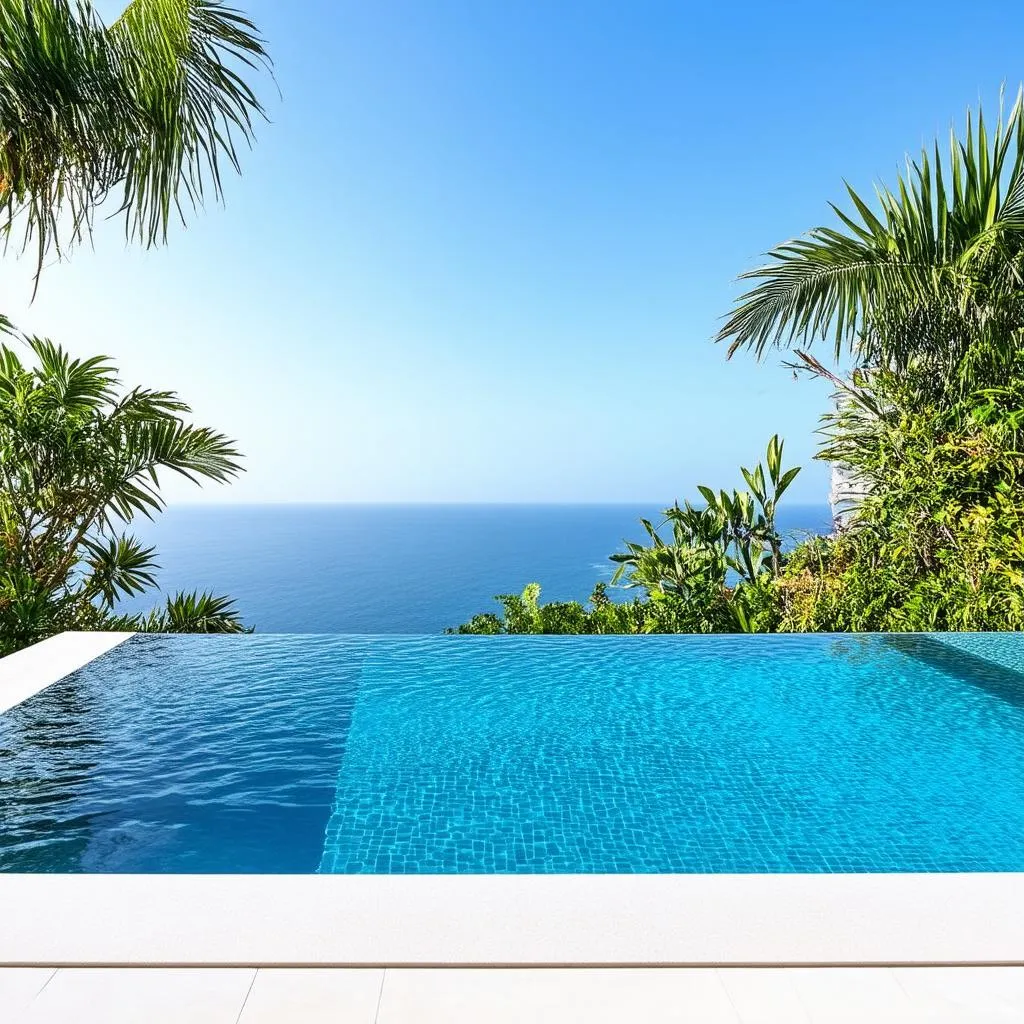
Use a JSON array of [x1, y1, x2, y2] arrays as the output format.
[[2, 873, 1024, 967], [2, 633, 1024, 969], [0, 631, 134, 715]]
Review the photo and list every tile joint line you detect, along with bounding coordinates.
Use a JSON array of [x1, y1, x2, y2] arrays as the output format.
[[232, 967, 258, 1024], [373, 968, 387, 1024]]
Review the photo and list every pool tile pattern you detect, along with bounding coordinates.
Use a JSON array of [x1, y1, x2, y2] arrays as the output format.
[[319, 635, 1024, 873], [5, 633, 1024, 874]]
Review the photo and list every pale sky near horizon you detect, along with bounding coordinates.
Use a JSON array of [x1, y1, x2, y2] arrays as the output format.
[[3, 0, 1023, 504]]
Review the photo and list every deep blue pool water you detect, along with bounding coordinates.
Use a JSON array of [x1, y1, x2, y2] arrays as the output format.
[[2, 632, 1024, 873]]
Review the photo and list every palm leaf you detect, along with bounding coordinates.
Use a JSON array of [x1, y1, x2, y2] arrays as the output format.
[[717, 89, 1024, 394], [0, 0, 270, 282]]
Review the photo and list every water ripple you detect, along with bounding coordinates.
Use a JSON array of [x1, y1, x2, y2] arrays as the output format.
[[4, 633, 1024, 873]]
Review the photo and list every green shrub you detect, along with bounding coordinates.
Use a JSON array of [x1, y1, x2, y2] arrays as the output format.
[[0, 332, 247, 653]]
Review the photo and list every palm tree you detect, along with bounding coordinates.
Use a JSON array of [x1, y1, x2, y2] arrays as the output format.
[[0, 0, 269, 283], [717, 90, 1024, 401], [0, 331, 245, 652]]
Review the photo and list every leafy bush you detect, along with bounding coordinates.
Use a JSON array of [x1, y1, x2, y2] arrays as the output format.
[[452, 437, 801, 635], [776, 369, 1024, 632], [453, 374, 1024, 636], [0, 330, 247, 654], [455, 95, 1024, 637], [450, 583, 652, 635]]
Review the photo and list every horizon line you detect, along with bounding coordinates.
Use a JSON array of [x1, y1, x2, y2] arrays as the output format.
[[161, 499, 834, 509]]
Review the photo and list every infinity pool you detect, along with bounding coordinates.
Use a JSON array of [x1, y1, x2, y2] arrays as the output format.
[[2, 633, 1024, 873]]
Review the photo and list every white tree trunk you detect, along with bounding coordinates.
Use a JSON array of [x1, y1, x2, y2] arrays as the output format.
[[829, 463, 870, 525]]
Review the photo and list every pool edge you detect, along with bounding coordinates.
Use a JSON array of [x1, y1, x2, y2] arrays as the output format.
[[0, 632, 135, 715], [2, 873, 1023, 967]]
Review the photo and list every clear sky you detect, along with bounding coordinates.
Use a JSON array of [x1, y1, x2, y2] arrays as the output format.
[[3, 0, 1023, 504]]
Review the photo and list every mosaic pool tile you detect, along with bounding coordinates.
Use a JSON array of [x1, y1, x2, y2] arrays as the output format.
[[5, 633, 1024, 873], [318, 634, 1024, 873], [929, 631, 1024, 677]]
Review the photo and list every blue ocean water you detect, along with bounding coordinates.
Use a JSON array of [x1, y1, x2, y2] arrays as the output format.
[[120, 504, 833, 633], [3, 632, 1024, 873]]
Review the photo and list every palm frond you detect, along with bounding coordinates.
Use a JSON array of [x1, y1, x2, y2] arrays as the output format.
[[117, 589, 247, 632], [0, 0, 270, 279], [718, 89, 1024, 383], [109, 0, 271, 247], [26, 336, 119, 410], [81, 532, 158, 605]]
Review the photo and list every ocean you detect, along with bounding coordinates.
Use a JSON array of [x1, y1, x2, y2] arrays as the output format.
[[120, 504, 833, 634]]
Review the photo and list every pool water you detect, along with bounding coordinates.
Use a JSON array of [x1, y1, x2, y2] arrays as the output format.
[[2, 633, 1024, 873]]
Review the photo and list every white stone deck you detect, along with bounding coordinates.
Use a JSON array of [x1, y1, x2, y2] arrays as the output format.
[[6, 965, 1024, 1022], [3, 873, 1024, 1023]]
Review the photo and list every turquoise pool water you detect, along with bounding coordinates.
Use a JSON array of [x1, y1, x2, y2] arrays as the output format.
[[2, 633, 1024, 873]]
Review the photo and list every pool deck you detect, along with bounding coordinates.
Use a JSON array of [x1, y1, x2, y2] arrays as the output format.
[[3, 633, 1024, 1019], [7, 965, 1024, 1023]]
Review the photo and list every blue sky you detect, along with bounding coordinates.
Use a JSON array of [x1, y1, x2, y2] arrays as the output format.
[[4, 0, 1023, 503]]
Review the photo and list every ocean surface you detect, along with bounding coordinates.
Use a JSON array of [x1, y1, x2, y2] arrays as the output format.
[[120, 504, 833, 634]]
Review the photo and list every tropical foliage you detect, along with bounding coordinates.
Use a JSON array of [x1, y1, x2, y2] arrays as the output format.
[[776, 366, 1024, 632], [449, 582, 651, 636], [455, 93, 1024, 636], [0, 328, 246, 654], [716, 89, 1024, 401], [452, 437, 801, 635], [0, 0, 270, 281], [0, 1, 266, 652]]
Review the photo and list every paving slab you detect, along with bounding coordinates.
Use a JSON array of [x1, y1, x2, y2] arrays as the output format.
[[376, 967, 739, 1024], [17, 967, 254, 1024], [237, 968, 383, 1023]]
